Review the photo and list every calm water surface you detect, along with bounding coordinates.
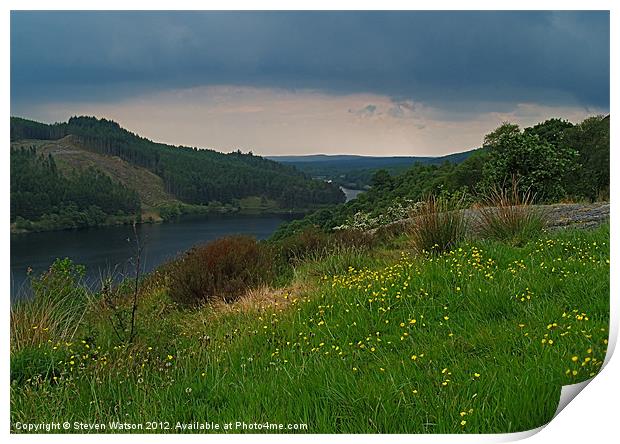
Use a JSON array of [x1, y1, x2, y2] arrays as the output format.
[[340, 187, 364, 202], [10, 213, 297, 299]]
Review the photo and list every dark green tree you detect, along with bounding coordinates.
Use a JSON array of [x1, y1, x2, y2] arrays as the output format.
[[524, 118, 574, 147], [562, 115, 610, 200], [371, 169, 394, 190], [483, 122, 520, 147], [482, 127, 578, 201]]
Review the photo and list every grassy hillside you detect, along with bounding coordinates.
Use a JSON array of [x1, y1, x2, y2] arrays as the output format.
[[10, 220, 609, 433]]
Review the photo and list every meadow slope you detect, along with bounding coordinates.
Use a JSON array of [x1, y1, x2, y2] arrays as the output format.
[[10, 223, 609, 433]]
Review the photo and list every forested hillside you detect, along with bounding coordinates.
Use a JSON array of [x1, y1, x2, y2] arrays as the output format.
[[267, 150, 477, 189], [10, 116, 345, 231], [273, 115, 610, 239], [11, 146, 141, 231], [16, 137, 181, 209]]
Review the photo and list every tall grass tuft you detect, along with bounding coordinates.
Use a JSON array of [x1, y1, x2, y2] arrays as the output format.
[[407, 194, 468, 254], [477, 179, 548, 245], [275, 226, 375, 265], [11, 258, 91, 352]]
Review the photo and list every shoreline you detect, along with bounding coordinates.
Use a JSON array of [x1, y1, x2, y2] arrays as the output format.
[[10, 207, 314, 236]]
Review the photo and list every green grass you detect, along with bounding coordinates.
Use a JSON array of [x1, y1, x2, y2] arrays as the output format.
[[10, 224, 609, 433], [236, 196, 280, 213]]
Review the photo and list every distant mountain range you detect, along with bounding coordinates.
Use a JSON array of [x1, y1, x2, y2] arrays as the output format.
[[267, 151, 474, 166], [267, 150, 479, 189]]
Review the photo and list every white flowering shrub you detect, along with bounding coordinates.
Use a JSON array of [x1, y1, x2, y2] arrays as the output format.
[[334, 199, 425, 231]]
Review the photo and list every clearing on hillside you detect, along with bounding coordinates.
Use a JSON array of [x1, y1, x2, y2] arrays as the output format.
[[11, 136, 180, 210]]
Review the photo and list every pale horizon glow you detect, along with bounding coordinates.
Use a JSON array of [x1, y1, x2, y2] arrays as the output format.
[[16, 85, 606, 157]]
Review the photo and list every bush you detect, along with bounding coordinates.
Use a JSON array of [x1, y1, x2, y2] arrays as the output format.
[[158, 203, 181, 221], [332, 228, 375, 250], [476, 180, 548, 246], [167, 236, 276, 306], [275, 227, 330, 264], [407, 194, 468, 254], [11, 258, 91, 351]]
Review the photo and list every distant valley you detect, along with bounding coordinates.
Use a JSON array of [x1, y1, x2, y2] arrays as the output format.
[[267, 150, 480, 189]]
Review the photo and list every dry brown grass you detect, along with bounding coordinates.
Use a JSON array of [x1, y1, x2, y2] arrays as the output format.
[[208, 285, 296, 314], [177, 283, 307, 342]]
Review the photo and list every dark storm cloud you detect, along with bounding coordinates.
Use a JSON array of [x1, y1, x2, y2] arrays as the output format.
[[10, 11, 609, 110]]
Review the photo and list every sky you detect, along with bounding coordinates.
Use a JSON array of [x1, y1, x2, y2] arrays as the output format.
[[10, 11, 610, 156]]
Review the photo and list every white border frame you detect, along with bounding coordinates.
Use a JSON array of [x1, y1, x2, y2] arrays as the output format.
[[2, 2, 616, 443]]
